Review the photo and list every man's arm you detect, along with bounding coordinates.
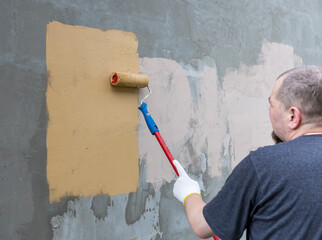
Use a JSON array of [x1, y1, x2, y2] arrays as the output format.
[[184, 194, 214, 239], [173, 160, 215, 239]]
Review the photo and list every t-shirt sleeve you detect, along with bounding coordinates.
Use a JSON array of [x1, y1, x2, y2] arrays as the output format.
[[203, 154, 260, 240]]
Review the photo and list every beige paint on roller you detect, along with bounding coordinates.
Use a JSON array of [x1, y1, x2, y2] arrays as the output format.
[[111, 72, 149, 88], [46, 21, 140, 202]]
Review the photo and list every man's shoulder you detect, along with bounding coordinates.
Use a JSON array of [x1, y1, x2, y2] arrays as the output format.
[[251, 135, 312, 156], [250, 141, 286, 159], [248, 135, 322, 171]]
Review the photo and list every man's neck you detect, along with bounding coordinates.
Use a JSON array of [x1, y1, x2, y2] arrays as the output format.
[[290, 126, 322, 140], [303, 131, 322, 135]]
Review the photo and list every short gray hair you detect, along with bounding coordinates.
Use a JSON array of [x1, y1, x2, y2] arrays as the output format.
[[276, 66, 322, 122]]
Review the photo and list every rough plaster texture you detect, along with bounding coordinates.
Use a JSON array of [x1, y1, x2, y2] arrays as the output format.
[[1, 0, 322, 239]]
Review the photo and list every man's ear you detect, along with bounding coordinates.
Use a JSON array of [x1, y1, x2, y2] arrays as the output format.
[[288, 107, 301, 129]]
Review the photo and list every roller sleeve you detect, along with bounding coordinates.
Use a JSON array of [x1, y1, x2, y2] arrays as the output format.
[[110, 72, 149, 88]]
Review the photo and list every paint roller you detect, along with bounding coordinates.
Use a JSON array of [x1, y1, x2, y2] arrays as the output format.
[[110, 72, 179, 176], [110, 72, 221, 240], [111, 72, 149, 88]]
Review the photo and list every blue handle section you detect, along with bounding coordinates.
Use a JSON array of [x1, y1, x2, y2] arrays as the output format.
[[138, 102, 159, 135]]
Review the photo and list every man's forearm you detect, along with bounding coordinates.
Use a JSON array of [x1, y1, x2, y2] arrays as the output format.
[[184, 194, 214, 239], [172, 160, 216, 239]]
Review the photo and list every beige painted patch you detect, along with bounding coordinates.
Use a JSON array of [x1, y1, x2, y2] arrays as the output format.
[[46, 21, 139, 202]]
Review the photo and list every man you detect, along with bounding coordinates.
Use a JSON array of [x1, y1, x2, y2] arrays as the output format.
[[173, 66, 322, 239]]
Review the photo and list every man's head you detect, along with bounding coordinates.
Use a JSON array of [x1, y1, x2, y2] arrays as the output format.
[[269, 66, 322, 142]]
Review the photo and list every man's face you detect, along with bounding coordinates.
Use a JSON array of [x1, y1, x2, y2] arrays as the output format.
[[269, 77, 289, 142]]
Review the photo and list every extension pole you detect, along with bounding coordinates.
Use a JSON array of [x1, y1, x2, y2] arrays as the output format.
[[139, 102, 220, 240]]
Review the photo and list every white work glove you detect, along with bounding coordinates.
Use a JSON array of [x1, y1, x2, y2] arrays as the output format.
[[173, 160, 201, 206]]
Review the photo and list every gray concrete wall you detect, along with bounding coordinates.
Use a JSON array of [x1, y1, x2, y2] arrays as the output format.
[[1, 0, 322, 239]]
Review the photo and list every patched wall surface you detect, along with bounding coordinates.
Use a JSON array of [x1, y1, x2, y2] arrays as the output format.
[[1, 0, 322, 239]]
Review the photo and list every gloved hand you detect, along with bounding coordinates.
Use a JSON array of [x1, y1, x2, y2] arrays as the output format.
[[173, 160, 201, 206]]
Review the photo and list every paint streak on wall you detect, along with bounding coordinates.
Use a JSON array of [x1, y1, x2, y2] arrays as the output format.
[[223, 40, 302, 169], [138, 58, 226, 187], [46, 21, 140, 202], [138, 58, 193, 190], [185, 65, 226, 178]]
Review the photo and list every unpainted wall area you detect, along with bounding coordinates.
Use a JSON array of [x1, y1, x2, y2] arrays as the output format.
[[1, 0, 322, 239]]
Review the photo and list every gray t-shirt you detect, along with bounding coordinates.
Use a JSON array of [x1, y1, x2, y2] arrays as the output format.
[[203, 135, 322, 240]]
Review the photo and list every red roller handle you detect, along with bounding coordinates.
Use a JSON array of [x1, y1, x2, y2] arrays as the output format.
[[154, 131, 221, 240], [154, 131, 179, 176], [139, 103, 220, 240]]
